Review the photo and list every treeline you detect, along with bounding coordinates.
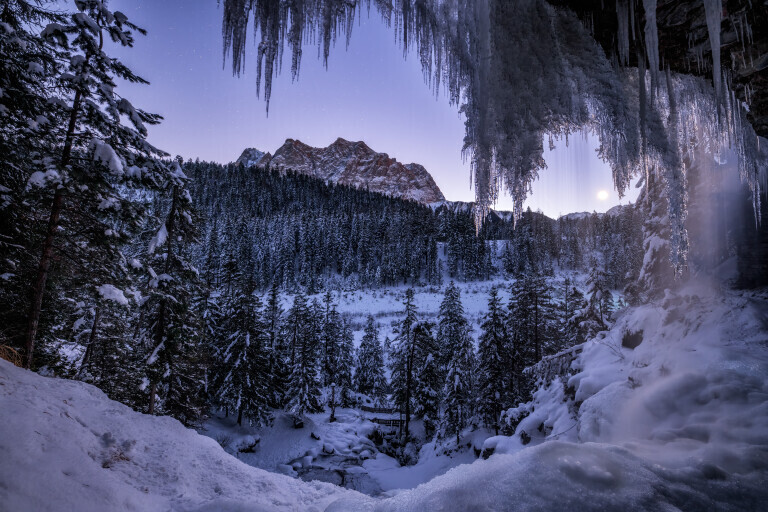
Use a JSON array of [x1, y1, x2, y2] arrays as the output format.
[[185, 160, 489, 290], [386, 271, 613, 453], [186, 160, 643, 294]]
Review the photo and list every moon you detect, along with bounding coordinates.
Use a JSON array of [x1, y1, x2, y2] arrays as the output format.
[[597, 190, 609, 201]]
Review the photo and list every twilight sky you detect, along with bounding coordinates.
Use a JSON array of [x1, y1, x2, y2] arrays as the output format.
[[107, 0, 638, 217]]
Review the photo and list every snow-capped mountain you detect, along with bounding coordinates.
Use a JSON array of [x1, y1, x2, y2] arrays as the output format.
[[236, 138, 446, 205], [236, 148, 267, 168]]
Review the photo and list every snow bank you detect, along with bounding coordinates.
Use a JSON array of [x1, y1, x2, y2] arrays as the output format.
[[0, 360, 354, 512], [328, 285, 768, 510]]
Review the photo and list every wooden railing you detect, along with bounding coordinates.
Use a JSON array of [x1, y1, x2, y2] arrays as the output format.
[[370, 418, 403, 428], [360, 405, 395, 414]]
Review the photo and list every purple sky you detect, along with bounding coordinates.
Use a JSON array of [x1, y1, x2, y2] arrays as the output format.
[[108, 0, 638, 216]]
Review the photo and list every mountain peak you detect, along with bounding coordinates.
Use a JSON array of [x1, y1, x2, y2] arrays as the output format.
[[237, 138, 445, 204]]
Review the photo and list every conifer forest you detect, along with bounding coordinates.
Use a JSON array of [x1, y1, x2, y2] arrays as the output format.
[[1, 1, 767, 510]]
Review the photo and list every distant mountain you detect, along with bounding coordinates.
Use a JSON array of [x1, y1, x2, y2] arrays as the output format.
[[236, 138, 446, 205], [236, 148, 268, 168], [559, 204, 632, 221]]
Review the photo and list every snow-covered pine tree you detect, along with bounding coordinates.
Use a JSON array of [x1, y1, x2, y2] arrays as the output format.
[[0, 2, 66, 355], [20, 1, 165, 369], [264, 280, 287, 408], [141, 160, 207, 426], [215, 281, 271, 426], [354, 315, 387, 404], [389, 288, 418, 439], [285, 292, 323, 424], [438, 282, 475, 446], [321, 290, 342, 386], [585, 258, 613, 330], [338, 318, 355, 407], [477, 286, 508, 434], [413, 321, 441, 439], [558, 276, 587, 351]]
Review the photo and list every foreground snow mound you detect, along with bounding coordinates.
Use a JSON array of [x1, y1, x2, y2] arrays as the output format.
[[328, 440, 765, 511], [0, 360, 353, 512], [328, 286, 768, 511]]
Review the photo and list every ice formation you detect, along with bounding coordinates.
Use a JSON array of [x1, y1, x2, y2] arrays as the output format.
[[222, 0, 767, 265]]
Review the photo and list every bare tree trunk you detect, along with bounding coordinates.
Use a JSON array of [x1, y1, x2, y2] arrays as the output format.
[[148, 381, 157, 415], [79, 306, 101, 370]]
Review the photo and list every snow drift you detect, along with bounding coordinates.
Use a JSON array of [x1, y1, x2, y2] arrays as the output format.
[[0, 359, 353, 512], [327, 284, 768, 511], [2, 284, 767, 511]]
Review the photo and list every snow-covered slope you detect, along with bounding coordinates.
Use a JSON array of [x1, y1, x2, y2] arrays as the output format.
[[236, 138, 446, 205], [4, 284, 767, 511], [327, 285, 768, 511], [0, 359, 354, 512]]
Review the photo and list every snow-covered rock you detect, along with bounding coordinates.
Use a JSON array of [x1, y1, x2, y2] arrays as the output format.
[[236, 138, 446, 205], [0, 360, 353, 512], [236, 147, 269, 168]]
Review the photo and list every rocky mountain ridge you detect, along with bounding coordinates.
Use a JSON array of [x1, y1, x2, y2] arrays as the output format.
[[236, 138, 446, 204]]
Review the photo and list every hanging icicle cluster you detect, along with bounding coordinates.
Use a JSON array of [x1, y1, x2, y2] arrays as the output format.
[[222, 0, 767, 272]]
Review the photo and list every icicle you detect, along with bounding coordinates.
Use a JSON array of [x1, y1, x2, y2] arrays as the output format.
[[616, 0, 630, 65], [642, 0, 659, 96], [703, 0, 722, 106]]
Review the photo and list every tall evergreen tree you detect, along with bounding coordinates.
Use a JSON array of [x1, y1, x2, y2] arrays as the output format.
[[437, 282, 475, 445], [20, 1, 165, 369], [214, 279, 271, 426], [413, 321, 441, 439], [558, 276, 586, 351], [264, 280, 286, 407], [338, 319, 355, 407], [141, 161, 207, 426], [285, 292, 323, 423], [355, 315, 387, 402], [477, 286, 508, 434], [389, 288, 418, 439]]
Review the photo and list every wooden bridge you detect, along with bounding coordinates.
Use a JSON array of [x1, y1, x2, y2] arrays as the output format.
[[360, 405, 395, 414], [360, 405, 403, 432], [369, 417, 404, 429]]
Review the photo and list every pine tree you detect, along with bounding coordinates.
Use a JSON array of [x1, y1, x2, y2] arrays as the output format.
[[264, 280, 287, 408], [585, 258, 613, 334], [413, 321, 441, 439], [141, 161, 207, 426], [558, 277, 586, 350], [321, 290, 342, 386], [477, 286, 508, 434], [389, 288, 418, 439], [355, 315, 387, 403], [438, 282, 475, 446], [21, 1, 165, 369], [338, 319, 355, 407], [637, 168, 675, 301], [215, 282, 271, 426], [285, 292, 323, 423]]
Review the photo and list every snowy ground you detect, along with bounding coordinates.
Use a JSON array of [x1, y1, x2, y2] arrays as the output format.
[[328, 283, 768, 511], [200, 406, 477, 496], [0, 359, 354, 512], [3, 282, 767, 511]]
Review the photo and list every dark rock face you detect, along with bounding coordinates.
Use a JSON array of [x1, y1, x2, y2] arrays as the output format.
[[552, 0, 768, 139], [237, 138, 446, 205]]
